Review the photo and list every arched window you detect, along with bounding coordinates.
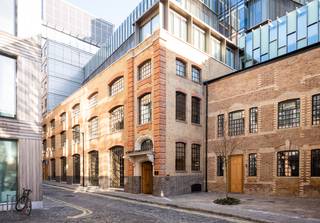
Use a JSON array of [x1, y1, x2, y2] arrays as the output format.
[[110, 106, 124, 132], [72, 125, 80, 143], [176, 59, 186, 77], [72, 104, 80, 117], [110, 76, 124, 96], [89, 117, 99, 139], [176, 91, 186, 121], [138, 60, 151, 80], [141, 139, 153, 151], [139, 93, 152, 124], [88, 92, 98, 108]]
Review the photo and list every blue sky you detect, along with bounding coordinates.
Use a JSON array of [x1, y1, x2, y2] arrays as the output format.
[[66, 0, 141, 28]]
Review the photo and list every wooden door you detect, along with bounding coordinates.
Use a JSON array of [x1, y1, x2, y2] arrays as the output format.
[[229, 155, 243, 193], [73, 154, 80, 184], [141, 162, 153, 194]]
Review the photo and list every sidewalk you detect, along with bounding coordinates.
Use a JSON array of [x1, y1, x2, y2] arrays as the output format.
[[43, 181, 320, 223]]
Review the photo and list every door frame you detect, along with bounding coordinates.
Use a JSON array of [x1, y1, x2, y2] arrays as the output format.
[[141, 161, 153, 194], [228, 154, 244, 193]]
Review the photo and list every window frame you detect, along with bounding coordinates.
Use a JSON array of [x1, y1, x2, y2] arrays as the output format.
[[139, 93, 152, 125], [88, 92, 98, 108], [109, 76, 124, 96], [217, 156, 224, 176], [249, 107, 258, 133], [217, 114, 224, 138], [312, 94, 320, 125], [248, 153, 257, 176], [311, 149, 320, 177], [191, 144, 201, 171], [278, 99, 300, 129], [191, 66, 201, 83], [72, 125, 80, 144], [228, 110, 245, 136], [176, 59, 186, 77], [89, 116, 99, 139], [277, 150, 299, 177], [175, 142, 186, 171], [176, 91, 186, 121], [191, 96, 201, 124], [138, 60, 152, 81], [110, 106, 124, 133]]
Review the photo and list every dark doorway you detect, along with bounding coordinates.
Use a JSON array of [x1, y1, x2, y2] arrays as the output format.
[[110, 146, 124, 188], [61, 157, 67, 182], [89, 151, 99, 186], [73, 154, 80, 184], [50, 159, 56, 180], [141, 161, 153, 194]]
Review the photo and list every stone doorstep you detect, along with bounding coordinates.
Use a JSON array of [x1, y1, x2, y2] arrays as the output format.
[[43, 182, 320, 223]]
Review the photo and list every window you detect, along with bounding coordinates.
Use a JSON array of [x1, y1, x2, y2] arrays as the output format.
[[226, 47, 235, 68], [43, 140, 47, 152], [139, 94, 152, 124], [110, 77, 124, 96], [43, 125, 47, 135], [278, 99, 300, 129], [138, 60, 151, 80], [89, 117, 99, 139], [61, 157, 67, 182], [248, 153, 257, 176], [193, 25, 205, 51], [50, 119, 55, 131], [72, 104, 80, 117], [312, 94, 320, 125], [169, 10, 187, 41], [60, 131, 66, 148], [277, 151, 299, 177], [51, 159, 56, 180], [0, 54, 16, 118], [141, 139, 153, 151], [110, 106, 124, 132], [191, 66, 201, 83], [0, 0, 16, 34], [228, 110, 245, 136], [191, 97, 201, 124], [311, 149, 320, 177], [51, 136, 55, 150], [176, 142, 186, 171], [72, 125, 80, 144], [217, 114, 224, 138], [88, 93, 98, 108], [249, 107, 258, 133], [176, 59, 186, 77], [217, 156, 224, 176], [211, 36, 221, 60], [60, 112, 66, 125], [139, 14, 160, 42], [176, 92, 186, 121], [191, 144, 200, 171]]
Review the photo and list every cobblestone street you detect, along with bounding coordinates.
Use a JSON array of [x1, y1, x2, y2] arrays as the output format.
[[0, 185, 249, 223]]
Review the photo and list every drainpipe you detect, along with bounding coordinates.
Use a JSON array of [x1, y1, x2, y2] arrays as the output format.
[[205, 84, 208, 192], [82, 132, 85, 187]]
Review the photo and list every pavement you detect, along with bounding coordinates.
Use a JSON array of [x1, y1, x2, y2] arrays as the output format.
[[42, 181, 320, 223]]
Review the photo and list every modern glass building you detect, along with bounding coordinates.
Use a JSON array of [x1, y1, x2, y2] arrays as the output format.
[[239, 0, 320, 68], [41, 0, 114, 112]]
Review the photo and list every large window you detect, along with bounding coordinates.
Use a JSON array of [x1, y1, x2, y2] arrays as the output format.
[[140, 14, 159, 42], [211, 36, 221, 60], [141, 139, 153, 151], [89, 117, 99, 139], [312, 94, 320, 125], [228, 110, 245, 136], [278, 99, 300, 129], [217, 114, 224, 138], [176, 142, 186, 171], [61, 157, 67, 182], [88, 93, 98, 108], [138, 60, 151, 80], [277, 151, 299, 177], [60, 112, 66, 126], [248, 153, 257, 176], [217, 156, 224, 176], [51, 136, 55, 150], [176, 92, 186, 121], [60, 131, 66, 148], [72, 104, 80, 117], [176, 59, 186, 77], [311, 149, 320, 177], [0, 0, 16, 35], [193, 25, 205, 52], [169, 10, 187, 41], [191, 97, 200, 124], [72, 125, 80, 144], [139, 94, 152, 124], [249, 107, 258, 133], [191, 144, 200, 171], [110, 77, 124, 96], [0, 139, 17, 203], [0, 54, 16, 118], [191, 66, 201, 83], [50, 119, 55, 131], [110, 106, 124, 132]]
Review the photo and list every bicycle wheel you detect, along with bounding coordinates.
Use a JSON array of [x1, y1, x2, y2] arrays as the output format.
[[23, 199, 32, 216], [15, 196, 26, 211]]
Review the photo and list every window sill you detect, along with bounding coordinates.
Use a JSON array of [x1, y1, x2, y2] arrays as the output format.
[[175, 170, 187, 173], [191, 122, 201, 127], [191, 170, 201, 173], [176, 74, 187, 79], [176, 119, 187, 124]]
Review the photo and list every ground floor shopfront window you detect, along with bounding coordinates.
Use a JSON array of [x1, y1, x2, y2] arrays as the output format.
[[0, 139, 17, 203]]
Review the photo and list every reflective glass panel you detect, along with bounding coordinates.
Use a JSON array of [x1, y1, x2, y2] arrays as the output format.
[[261, 24, 269, 54], [278, 17, 287, 48], [308, 23, 319, 45], [269, 41, 277, 59], [297, 6, 307, 40], [308, 1, 318, 25], [288, 32, 297, 52], [253, 28, 260, 49], [287, 10, 297, 34]]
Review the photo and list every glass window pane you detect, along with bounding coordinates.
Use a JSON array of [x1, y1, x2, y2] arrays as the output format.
[[253, 28, 260, 49], [261, 24, 269, 54], [253, 48, 260, 64], [211, 36, 221, 60], [0, 0, 15, 35], [245, 32, 253, 60], [308, 23, 319, 45], [288, 32, 297, 52], [269, 40, 277, 59], [278, 46, 286, 56], [297, 6, 307, 40], [278, 17, 287, 48], [0, 55, 16, 118], [308, 1, 318, 25], [297, 38, 307, 49], [269, 21, 278, 42], [287, 10, 297, 34]]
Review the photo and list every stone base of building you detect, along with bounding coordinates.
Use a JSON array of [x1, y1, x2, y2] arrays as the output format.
[[125, 176, 141, 194]]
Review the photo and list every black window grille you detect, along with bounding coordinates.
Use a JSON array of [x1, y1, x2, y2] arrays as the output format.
[[311, 149, 320, 177], [191, 144, 200, 171], [176, 59, 186, 77], [110, 77, 124, 96], [249, 107, 258, 133], [312, 94, 320, 125], [73, 125, 80, 143], [138, 60, 151, 80], [278, 99, 300, 129], [217, 114, 224, 138], [191, 97, 201, 124], [139, 94, 152, 124], [176, 142, 186, 171], [191, 66, 201, 83], [248, 153, 257, 176], [277, 151, 299, 177], [228, 110, 245, 136], [141, 139, 153, 151], [176, 92, 186, 121], [217, 156, 224, 176], [110, 106, 124, 132]]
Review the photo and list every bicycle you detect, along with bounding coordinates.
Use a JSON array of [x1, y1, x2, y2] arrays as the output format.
[[15, 188, 32, 216]]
